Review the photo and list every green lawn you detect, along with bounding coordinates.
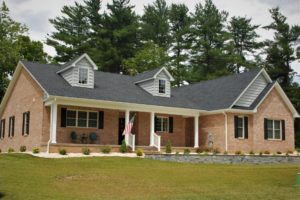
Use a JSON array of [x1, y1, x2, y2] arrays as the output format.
[[0, 154, 299, 200]]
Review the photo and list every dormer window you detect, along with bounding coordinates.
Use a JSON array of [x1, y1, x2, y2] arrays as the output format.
[[79, 68, 88, 84], [159, 80, 166, 94]]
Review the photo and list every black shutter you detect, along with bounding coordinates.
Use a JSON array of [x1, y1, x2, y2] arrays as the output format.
[[281, 120, 285, 141], [61, 108, 67, 127], [98, 111, 104, 129], [264, 118, 268, 140], [22, 113, 25, 135], [234, 116, 238, 138], [12, 117, 15, 137], [27, 112, 30, 135], [8, 118, 11, 138], [244, 117, 248, 139], [169, 117, 173, 133], [2, 119, 5, 138], [155, 116, 158, 132]]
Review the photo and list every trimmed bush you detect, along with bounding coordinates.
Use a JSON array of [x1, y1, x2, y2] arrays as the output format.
[[101, 146, 111, 154], [259, 151, 263, 156], [119, 140, 128, 153], [136, 149, 144, 157], [235, 150, 242, 155], [59, 149, 67, 155], [223, 151, 228, 155], [286, 150, 293, 155], [276, 151, 282, 155], [249, 150, 255, 155], [296, 148, 300, 153], [184, 149, 190, 155], [32, 147, 40, 154], [213, 148, 220, 154], [8, 148, 15, 153], [82, 148, 90, 155], [165, 140, 172, 154], [175, 151, 180, 155], [263, 150, 270, 155], [0, 149, 1, 153], [20, 146, 26, 152]]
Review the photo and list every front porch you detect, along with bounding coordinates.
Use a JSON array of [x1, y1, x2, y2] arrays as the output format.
[[46, 99, 201, 152]]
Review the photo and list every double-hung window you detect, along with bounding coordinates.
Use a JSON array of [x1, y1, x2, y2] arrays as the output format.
[[159, 80, 166, 94], [79, 68, 88, 84], [0, 119, 5, 139], [266, 119, 282, 140], [155, 116, 169, 132], [22, 112, 30, 135], [8, 116, 15, 137], [66, 110, 98, 128], [234, 116, 248, 139]]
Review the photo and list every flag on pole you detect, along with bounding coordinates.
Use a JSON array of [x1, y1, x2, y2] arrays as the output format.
[[123, 114, 135, 135]]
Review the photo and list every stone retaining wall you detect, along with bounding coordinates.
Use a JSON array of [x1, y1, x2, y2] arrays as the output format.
[[145, 154, 300, 164]]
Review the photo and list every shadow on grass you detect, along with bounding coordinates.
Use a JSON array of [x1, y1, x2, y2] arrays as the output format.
[[0, 192, 5, 198]]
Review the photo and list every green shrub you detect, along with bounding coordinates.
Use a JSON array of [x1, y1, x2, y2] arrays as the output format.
[[235, 150, 242, 155], [82, 148, 90, 155], [59, 149, 67, 155], [32, 147, 40, 154], [213, 148, 220, 154], [8, 148, 15, 153], [119, 140, 128, 153], [263, 150, 270, 155], [286, 150, 293, 155], [249, 150, 255, 155], [20, 146, 26, 152], [296, 148, 300, 153], [165, 140, 172, 154], [259, 151, 263, 156], [136, 149, 144, 157], [276, 151, 282, 155], [223, 151, 228, 155], [0, 149, 1, 153], [175, 151, 180, 155], [196, 147, 204, 154], [101, 146, 111, 154], [184, 149, 190, 155]]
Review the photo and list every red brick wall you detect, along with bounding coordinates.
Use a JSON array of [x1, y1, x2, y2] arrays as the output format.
[[0, 68, 45, 152]]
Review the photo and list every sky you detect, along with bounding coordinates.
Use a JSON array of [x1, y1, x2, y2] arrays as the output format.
[[4, 0, 300, 80]]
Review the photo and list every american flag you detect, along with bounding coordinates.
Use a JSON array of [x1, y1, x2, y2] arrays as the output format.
[[122, 114, 135, 135]]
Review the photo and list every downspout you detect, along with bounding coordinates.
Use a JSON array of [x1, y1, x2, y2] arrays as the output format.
[[223, 112, 228, 152], [47, 103, 52, 154]]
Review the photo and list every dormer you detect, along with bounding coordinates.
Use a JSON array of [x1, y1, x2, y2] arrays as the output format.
[[57, 54, 98, 88], [134, 67, 174, 97]]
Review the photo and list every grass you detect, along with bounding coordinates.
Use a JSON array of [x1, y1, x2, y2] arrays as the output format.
[[0, 154, 299, 200]]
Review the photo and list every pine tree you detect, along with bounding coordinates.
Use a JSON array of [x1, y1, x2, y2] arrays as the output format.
[[264, 7, 300, 88], [102, 0, 139, 73], [46, 2, 91, 63], [169, 3, 191, 86], [141, 0, 170, 49], [189, 0, 229, 82], [228, 16, 260, 73]]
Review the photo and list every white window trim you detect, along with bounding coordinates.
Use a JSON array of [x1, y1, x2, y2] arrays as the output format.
[[237, 116, 245, 139], [158, 79, 166, 94], [66, 109, 98, 129], [23, 112, 30, 136], [266, 119, 282, 140], [156, 116, 169, 133], [9, 116, 14, 138], [78, 68, 89, 85]]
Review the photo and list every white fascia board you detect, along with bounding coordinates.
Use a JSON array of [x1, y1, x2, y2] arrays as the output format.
[[45, 95, 201, 116], [0, 62, 49, 116], [154, 67, 175, 81], [200, 109, 256, 116], [57, 53, 98, 74]]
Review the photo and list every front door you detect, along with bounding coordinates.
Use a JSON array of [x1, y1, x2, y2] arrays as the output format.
[[118, 118, 125, 145]]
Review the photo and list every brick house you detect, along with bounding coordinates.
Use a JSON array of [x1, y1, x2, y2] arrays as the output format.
[[0, 54, 298, 153]]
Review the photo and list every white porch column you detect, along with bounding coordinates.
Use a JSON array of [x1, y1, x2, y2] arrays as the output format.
[[194, 115, 199, 148], [150, 112, 155, 146], [50, 102, 57, 144], [125, 109, 130, 144]]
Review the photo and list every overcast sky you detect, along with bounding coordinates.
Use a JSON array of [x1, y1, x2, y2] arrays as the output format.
[[4, 0, 300, 79]]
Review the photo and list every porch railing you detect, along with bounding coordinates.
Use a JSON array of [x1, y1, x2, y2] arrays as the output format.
[[128, 133, 135, 151], [153, 133, 161, 152]]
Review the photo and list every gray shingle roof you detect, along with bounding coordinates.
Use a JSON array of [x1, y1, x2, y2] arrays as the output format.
[[21, 60, 262, 111], [133, 67, 163, 83]]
